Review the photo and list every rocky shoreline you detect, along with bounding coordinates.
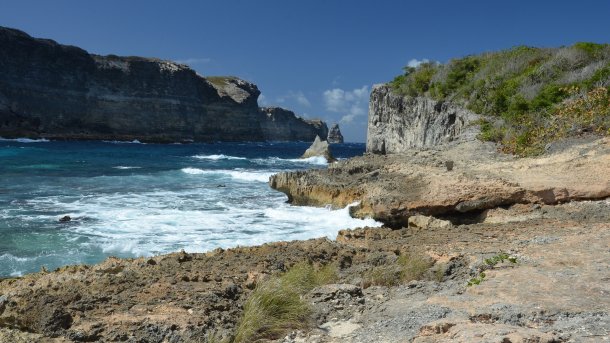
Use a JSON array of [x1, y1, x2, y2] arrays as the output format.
[[270, 136, 610, 227], [1, 136, 608, 342], [1, 29, 608, 341]]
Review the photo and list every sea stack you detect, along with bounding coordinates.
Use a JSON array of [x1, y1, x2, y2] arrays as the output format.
[[301, 135, 336, 162], [327, 123, 344, 143]]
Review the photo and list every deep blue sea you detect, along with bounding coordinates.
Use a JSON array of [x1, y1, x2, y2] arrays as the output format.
[[0, 138, 380, 277]]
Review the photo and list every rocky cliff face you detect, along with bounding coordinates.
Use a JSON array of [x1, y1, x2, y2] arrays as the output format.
[[327, 123, 344, 143], [0, 27, 325, 142], [366, 84, 479, 154], [259, 107, 328, 141]]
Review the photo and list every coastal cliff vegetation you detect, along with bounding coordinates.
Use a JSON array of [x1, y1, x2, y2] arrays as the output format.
[[390, 43, 610, 155]]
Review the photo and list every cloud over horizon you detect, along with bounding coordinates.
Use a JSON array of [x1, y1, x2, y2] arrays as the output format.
[[406, 58, 429, 68], [323, 85, 369, 123], [275, 91, 311, 107]]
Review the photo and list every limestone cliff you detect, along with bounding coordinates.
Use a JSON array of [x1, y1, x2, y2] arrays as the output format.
[[327, 123, 344, 143], [259, 107, 328, 141], [0, 26, 325, 142], [366, 84, 479, 154]]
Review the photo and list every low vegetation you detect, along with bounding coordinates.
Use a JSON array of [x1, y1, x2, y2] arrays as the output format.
[[467, 252, 517, 287], [232, 262, 338, 343], [206, 76, 238, 88], [362, 254, 433, 288], [390, 43, 610, 155]]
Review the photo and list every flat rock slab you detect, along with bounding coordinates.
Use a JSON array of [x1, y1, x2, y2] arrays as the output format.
[[270, 137, 610, 226]]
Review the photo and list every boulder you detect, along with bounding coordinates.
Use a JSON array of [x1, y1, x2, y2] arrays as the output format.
[[301, 135, 336, 162], [408, 215, 453, 230]]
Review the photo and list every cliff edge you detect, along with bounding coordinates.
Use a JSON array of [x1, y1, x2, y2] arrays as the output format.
[[366, 85, 479, 154], [0, 26, 326, 142]]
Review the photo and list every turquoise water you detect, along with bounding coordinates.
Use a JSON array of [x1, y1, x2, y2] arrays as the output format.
[[0, 139, 379, 277]]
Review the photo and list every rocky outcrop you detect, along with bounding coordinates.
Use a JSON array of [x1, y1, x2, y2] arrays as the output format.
[[366, 84, 479, 154], [271, 137, 610, 227], [327, 123, 344, 143], [301, 135, 336, 162], [0, 26, 326, 142], [2, 199, 609, 342], [260, 107, 328, 141]]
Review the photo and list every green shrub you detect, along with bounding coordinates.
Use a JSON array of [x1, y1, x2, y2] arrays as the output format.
[[468, 253, 517, 287], [392, 62, 437, 97], [477, 120, 505, 142], [583, 63, 610, 88], [573, 42, 607, 57], [530, 84, 568, 111], [444, 56, 481, 95]]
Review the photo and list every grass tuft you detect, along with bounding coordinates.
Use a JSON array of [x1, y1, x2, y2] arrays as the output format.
[[233, 262, 338, 343]]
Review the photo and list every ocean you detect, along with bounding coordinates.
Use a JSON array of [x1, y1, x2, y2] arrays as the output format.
[[0, 139, 381, 277]]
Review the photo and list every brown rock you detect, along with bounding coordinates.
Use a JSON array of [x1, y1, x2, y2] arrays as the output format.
[[270, 137, 610, 227]]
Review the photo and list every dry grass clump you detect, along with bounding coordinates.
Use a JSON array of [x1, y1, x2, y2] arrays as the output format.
[[362, 254, 433, 288], [232, 262, 337, 343]]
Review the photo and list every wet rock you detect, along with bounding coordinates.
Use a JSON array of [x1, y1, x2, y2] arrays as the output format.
[[59, 215, 71, 223], [177, 250, 192, 263]]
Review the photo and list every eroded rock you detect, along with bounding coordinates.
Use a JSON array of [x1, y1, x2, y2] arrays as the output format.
[[327, 123, 344, 144], [271, 137, 610, 226], [301, 135, 336, 163]]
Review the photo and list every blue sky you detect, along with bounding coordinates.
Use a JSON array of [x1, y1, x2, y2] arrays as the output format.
[[2, 1, 610, 142]]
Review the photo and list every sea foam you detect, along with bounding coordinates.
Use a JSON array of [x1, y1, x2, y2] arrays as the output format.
[[181, 168, 274, 182], [193, 154, 247, 160], [0, 137, 50, 143]]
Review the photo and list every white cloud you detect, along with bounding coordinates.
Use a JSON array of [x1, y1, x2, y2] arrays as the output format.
[[323, 86, 370, 124], [340, 113, 358, 123], [258, 94, 267, 106], [294, 91, 311, 107], [175, 57, 212, 65], [407, 58, 430, 68], [276, 91, 311, 107]]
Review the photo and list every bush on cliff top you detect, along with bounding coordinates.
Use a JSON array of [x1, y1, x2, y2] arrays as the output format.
[[390, 43, 610, 155]]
